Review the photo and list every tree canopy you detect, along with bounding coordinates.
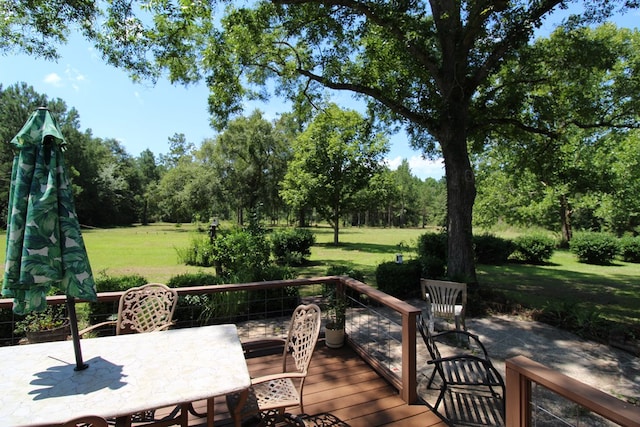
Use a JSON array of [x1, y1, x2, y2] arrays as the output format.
[[281, 104, 388, 244], [3, 0, 639, 282]]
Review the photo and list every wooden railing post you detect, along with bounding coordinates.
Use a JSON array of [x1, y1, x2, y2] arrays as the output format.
[[505, 357, 531, 427], [401, 310, 418, 404]]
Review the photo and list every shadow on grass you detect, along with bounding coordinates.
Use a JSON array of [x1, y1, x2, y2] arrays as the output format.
[[478, 263, 640, 326], [315, 241, 402, 254]]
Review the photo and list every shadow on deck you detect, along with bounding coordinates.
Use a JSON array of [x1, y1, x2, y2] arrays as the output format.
[[170, 339, 446, 427]]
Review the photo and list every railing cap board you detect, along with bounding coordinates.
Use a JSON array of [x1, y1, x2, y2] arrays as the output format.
[[506, 355, 640, 427]]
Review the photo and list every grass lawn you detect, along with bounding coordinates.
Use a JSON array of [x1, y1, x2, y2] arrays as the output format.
[[476, 250, 640, 326], [1, 222, 638, 328]]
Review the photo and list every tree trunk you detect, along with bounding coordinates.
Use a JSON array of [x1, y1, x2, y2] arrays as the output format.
[[440, 118, 478, 284], [332, 207, 340, 245], [559, 194, 572, 247]]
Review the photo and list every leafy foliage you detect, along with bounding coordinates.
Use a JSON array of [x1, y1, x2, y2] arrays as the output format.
[[511, 234, 557, 264], [212, 228, 272, 282], [416, 231, 447, 278], [14, 305, 67, 333], [533, 301, 609, 341], [473, 234, 514, 265], [570, 232, 619, 264], [618, 236, 640, 263], [375, 259, 422, 299], [281, 104, 388, 244], [325, 265, 365, 282], [270, 227, 316, 266], [177, 235, 216, 267]]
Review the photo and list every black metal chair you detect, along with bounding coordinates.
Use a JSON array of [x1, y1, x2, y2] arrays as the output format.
[[417, 314, 505, 425]]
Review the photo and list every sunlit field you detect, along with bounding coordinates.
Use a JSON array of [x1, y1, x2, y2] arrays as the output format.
[[1, 222, 638, 326]]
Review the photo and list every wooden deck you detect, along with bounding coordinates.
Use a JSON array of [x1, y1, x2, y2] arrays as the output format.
[[167, 341, 447, 427]]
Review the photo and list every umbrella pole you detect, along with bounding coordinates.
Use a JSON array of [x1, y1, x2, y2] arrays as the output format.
[[66, 297, 89, 371]]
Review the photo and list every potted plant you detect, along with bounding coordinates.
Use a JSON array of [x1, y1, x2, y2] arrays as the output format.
[[325, 289, 346, 348], [14, 305, 69, 344]]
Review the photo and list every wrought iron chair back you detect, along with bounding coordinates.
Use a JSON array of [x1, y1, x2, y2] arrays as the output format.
[[117, 283, 178, 334], [79, 283, 178, 337], [227, 303, 322, 426]]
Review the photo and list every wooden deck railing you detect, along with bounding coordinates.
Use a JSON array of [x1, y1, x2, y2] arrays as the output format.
[[505, 355, 640, 427], [0, 276, 421, 404]]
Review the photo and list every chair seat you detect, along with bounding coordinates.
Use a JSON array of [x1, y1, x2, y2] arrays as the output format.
[[439, 358, 504, 387], [431, 303, 463, 317], [253, 378, 301, 410]]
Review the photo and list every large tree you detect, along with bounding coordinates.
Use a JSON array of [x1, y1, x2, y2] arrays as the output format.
[[281, 104, 388, 244], [474, 24, 640, 244], [6, 0, 637, 282], [198, 110, 291, 225]]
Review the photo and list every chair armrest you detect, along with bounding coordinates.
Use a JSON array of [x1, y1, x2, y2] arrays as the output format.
[[432, 329, 491, 358], [78, 320, 117, 337], [241, 337, 286, 358], [251, 372, 306, 385], [153, 321, 175, 332]]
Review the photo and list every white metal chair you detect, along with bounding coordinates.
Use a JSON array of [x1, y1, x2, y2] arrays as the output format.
[[79, 283, 178, 336], [420, 279, 467, 331], [227, 303, 322, 425]]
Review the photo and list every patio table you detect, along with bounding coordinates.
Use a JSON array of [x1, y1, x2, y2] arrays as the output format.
[[0, 324, 251, 427]]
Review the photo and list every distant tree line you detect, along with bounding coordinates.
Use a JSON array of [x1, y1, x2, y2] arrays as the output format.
[[0, 82, 446, 230]]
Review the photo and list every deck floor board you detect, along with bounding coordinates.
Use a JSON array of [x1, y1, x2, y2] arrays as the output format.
[[154, 341, 443, 427]]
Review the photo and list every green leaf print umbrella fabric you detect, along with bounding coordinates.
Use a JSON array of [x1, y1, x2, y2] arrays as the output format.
[[2, 108, 97, 315]]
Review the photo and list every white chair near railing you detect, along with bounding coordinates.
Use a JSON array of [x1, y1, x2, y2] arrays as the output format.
[[420, 278, 467, 331]]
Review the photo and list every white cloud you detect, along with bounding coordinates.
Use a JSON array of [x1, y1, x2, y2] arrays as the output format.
[[64, 66, 86, 91], [385, 155, 445, 180], [409, 155, 445, 180], [43, 73, 63, 87]]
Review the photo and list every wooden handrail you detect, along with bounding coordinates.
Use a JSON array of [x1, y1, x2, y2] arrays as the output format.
[[505, 355, 640, 427]]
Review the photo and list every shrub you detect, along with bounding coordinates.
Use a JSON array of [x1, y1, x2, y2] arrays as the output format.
[[511, 234, 556, 264], [94, 273, 147, 292], [420, 255, 446, 279], [212, 229, 271, 282], [177, 235, 216, 267], [271, 228, 316, 265], [570, 232, 618, 264], [167, 272, 220, 288], [473, 234, 514, 265], [417, 232, 447, 261], [417, 232, 447, 278], [533, 301, 609, 341], [325, 265, 365, 282], [375, 259, 422, 299], [619, 236, 640, 263]]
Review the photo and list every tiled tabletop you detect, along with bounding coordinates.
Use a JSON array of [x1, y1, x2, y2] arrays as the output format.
[[0, 324, 251, 427]]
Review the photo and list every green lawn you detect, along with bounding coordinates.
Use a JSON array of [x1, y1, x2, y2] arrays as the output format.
[[1, 223, 638, 328], [476, 250, 640, 326]]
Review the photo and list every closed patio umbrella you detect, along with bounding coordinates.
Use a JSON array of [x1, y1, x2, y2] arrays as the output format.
[[2, 107, 97, 370]]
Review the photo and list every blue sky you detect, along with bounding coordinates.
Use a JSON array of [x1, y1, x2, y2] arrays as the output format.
[[1, 6, 637, 180]]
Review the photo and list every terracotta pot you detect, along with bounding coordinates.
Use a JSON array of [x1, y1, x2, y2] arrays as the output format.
[[25, 321, 70, 344]]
